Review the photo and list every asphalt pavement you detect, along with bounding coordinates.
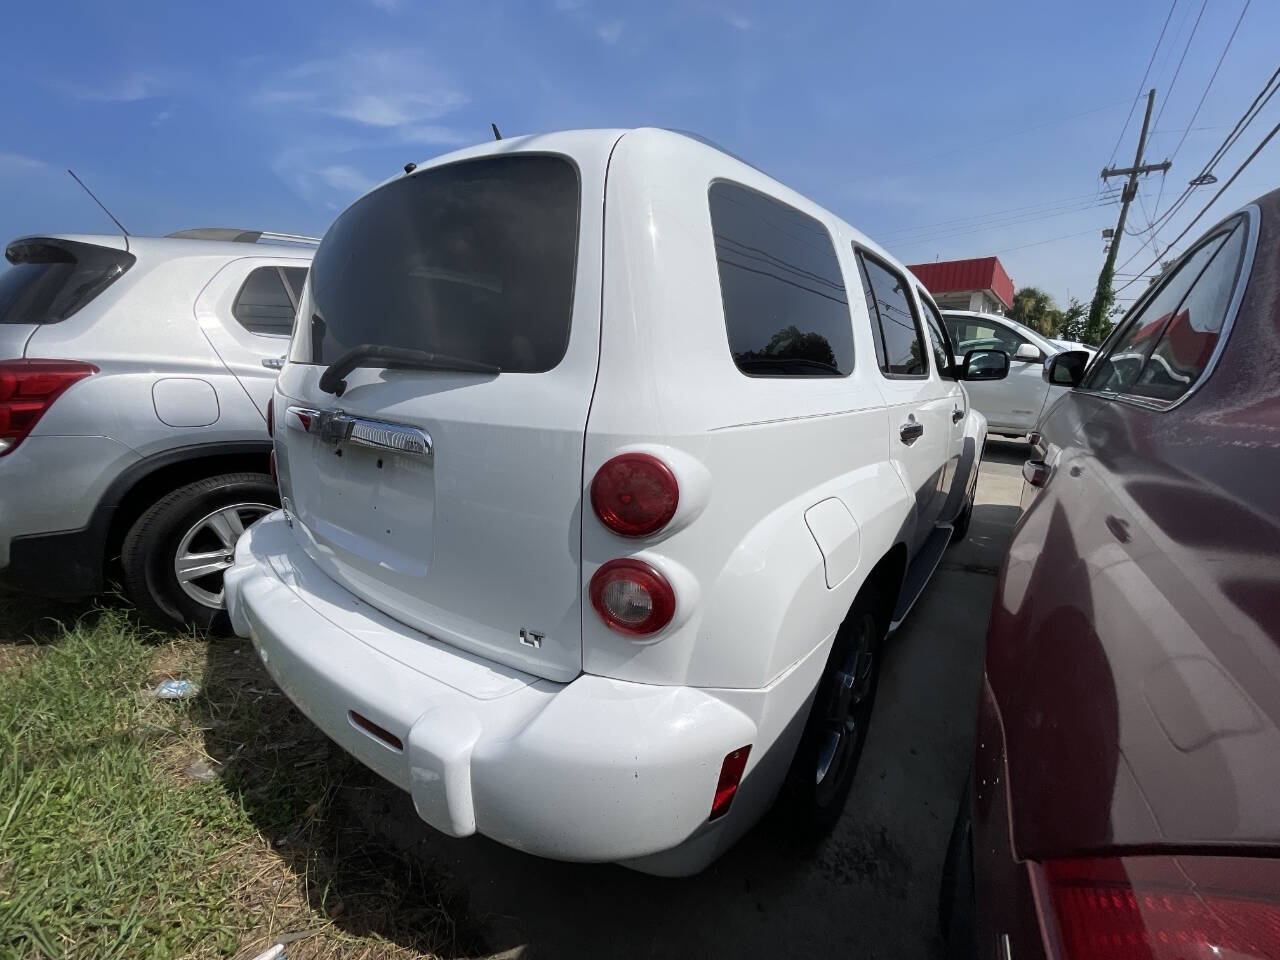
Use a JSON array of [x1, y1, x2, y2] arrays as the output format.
[[346, 439, 1030, 959]]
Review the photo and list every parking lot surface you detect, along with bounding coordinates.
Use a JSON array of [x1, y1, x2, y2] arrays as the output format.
[[341, 440, 1028, 959]]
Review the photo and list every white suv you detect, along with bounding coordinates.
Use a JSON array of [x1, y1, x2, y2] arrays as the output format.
[[0, 228, 312, 628], [226, 129, 1008, 875]]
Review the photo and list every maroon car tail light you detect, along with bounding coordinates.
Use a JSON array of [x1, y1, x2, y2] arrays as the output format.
[[709, 745, 751, 821], [0, 359, 97, 457], [590, 453, 679, 537], [589, 558, 676, 636], [266, 395, 274, 438], [1022, 459, 1051, 488], [1043, 856, 1280, 959]]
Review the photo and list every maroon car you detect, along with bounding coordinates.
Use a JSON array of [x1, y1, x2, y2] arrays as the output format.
[[941, 187, 1280, 960]]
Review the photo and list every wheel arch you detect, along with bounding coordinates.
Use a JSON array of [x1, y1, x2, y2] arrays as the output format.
[[100, 441, 273, 571]]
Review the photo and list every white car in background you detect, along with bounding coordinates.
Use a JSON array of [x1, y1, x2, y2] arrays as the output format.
[[942, 310, 1078, 438]]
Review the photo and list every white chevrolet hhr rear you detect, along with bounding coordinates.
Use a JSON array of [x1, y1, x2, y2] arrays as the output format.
[[226, 128, 989, 875]]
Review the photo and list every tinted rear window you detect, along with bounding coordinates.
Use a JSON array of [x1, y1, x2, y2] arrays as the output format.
[[233, 266, 297, 336], [709, 181, 852, 377], [295, 155, 580, 373], [0, 239, 135, 325]]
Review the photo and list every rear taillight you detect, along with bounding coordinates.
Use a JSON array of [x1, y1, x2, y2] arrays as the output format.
[[266, 396, 274, 438], [709, 745, 751, 821], [591, 453, 679, 537], [1044, 856, 1280, 959], [0, 360, 97, 456], [589, 558, 676, 636]]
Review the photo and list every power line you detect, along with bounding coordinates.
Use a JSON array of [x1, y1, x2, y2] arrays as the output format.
[[1115, 116, 1280, 295], [1151, 0, 1209, 133], [1106, 0, 1180, 170], [1113, 66, 1279, 274], [874, 190, 1115, 239], [883, 193, 1119, 246], [991, 227, 1102, 255], [1167, 0, 1250, 162]]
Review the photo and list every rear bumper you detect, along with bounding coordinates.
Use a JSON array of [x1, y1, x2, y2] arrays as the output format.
[[225, 512, 762, 871], [0, 435, 139, 596]]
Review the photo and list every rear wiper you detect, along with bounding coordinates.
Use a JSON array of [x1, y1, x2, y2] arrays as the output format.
[[318, 344, 501, 396]]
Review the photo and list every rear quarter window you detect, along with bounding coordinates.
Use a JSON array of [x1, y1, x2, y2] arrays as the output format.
[[233, 266, 300, 337], [709, 180, 853, 378], [295, 154, 580, 373]]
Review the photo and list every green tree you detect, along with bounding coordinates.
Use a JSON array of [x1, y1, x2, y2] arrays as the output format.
[[1010, 286, 1060, 337], [1055, 297, 1087, 342]]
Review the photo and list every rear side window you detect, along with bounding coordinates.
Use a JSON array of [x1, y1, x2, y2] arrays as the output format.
[[0, 239, 135, 325], [282, 266, 306, 304], [856, 251, 927, 377], [709, 181, 852, 378], [233, 266, 301, 336], [295, 154, 580, 373], [1084, 217, 1246, 402]]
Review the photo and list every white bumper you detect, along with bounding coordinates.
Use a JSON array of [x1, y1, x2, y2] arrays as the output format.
[[225, 512, 761, 869]]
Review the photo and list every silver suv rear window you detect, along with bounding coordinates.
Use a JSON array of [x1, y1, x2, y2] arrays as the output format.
[[294, 154, 580, 373], [1, 239, 135, 325]]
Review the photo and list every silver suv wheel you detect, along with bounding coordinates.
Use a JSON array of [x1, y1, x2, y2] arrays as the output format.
[[172, 503, 274, 609]]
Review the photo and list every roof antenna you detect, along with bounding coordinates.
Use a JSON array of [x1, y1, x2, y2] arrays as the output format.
[[491, 122, 502, 141], [67, 169, 130, 252]]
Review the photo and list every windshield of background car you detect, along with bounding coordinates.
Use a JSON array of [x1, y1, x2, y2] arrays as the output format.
[[292, 154, 581, 373]]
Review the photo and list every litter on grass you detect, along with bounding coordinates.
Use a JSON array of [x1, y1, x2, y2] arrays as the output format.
[[148, 678, 197, 699]]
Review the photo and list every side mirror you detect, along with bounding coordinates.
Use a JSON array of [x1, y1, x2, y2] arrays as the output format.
[[1043, 349, 1091, 387], [1014, 342, 1043, 362], [961, 348, 1010, 381]]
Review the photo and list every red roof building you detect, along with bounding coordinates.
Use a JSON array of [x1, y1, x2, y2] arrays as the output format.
[[906, 256, 1014, 315]]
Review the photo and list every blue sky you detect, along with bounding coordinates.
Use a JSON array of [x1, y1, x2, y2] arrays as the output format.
[[4, 0, 1277, 311]]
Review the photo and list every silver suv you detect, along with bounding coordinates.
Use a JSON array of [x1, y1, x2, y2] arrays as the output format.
[[0, 227, 313, 629]]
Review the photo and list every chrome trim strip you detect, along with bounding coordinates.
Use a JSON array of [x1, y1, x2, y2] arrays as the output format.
[[285, 406, 432, 458]]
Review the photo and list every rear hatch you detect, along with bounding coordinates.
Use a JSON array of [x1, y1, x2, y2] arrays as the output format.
[[274, 147, 607, 683], [0, 236, 135, 358]]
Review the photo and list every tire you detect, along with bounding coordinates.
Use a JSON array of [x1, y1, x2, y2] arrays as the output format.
[[777, 586, 885, 836], [950, 496, 973, 543], [939, 778, 977, 957], [121, 473, 277, 632]]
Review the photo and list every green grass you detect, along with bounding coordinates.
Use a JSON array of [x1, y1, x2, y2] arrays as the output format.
[[0, 598, 475, 960]]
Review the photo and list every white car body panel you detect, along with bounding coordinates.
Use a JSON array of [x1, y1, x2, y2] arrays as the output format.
[[229, 128, 986, 874], [943, 309, 1071, 435]]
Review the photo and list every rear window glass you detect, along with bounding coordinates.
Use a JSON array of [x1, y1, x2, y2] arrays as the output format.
[[709, 180, 853, 378], [294, 155, 580, 373], [0, 239, 135, 325], [233, 266, 298, 337]]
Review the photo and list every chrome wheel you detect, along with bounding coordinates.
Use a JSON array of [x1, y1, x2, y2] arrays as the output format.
[[172, 502, 273, 610], [815, 611, 878, 798]]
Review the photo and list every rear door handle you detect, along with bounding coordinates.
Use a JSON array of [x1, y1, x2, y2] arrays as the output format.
[[900, 421, 924, 444], [952, 406, 964, 423]]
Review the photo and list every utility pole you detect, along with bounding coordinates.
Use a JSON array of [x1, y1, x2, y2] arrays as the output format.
[[1086, 88, 1171, 343]]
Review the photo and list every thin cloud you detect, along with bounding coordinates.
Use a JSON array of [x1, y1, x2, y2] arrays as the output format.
[[318, 165, 377, 194], [722, 12, 752, 30], [59, 73, 168, 103], [596, 20, 624, 43], [150, 108, 175, 127], [553, 0, 586, 10], [0, 152, 49, 174], [396, 124, 471, 146], [255, 49, 467, 131], [367, 0, 403, 10]]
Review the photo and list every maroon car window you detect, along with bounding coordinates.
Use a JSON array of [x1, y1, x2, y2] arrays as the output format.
[[1084, 221, 1241, 398], [1131, 223, 1246, 401]]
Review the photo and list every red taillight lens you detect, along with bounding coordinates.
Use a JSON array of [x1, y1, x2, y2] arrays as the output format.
[[1044, 856, 1280, 959], [0, 360, 97, 456], [266, 396, 274, 438], [709, 745, 751, 821], [591, 453, 679, 537], [589, 558, 676, 636]]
